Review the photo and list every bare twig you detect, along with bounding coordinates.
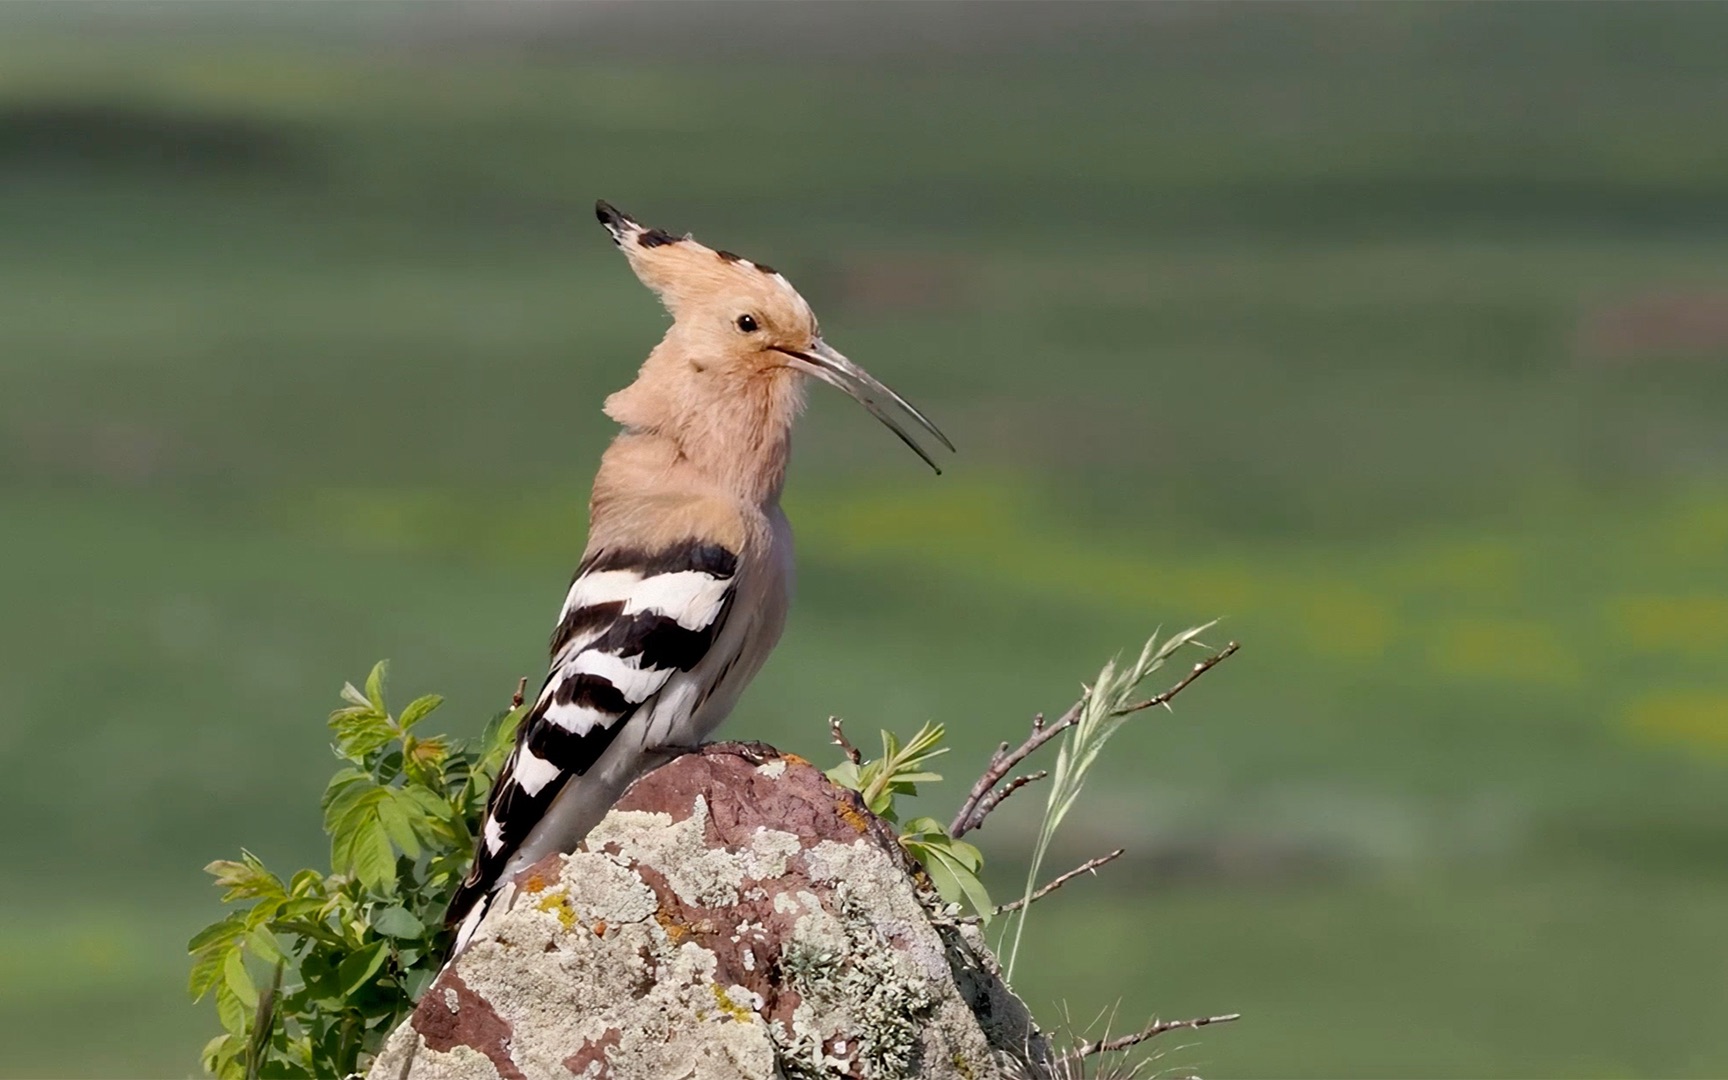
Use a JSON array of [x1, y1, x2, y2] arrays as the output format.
[[961, 849, 1124, 923], [1063, 1013, 1242, 1062], [962, 769, 1048, 832], [1118, 642, 1239, 715], [949, 708, 1078, 837], [949, 642, 1238, 838], [829, 717, 862, 765], [510, 676, 528, 710]]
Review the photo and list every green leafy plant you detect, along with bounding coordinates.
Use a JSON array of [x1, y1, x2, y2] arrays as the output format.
[[188, 662, 520, 1079], [827, 722, 993, 922]]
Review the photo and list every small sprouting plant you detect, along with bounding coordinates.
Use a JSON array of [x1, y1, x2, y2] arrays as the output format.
[[827, 722, 993, 921], [187, 662, 520, 1079]]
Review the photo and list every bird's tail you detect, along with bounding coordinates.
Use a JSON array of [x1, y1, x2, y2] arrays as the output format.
[[444, 879, 514, 962]]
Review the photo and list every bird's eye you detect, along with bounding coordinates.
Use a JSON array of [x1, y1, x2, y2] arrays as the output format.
[[736, 314, 759, 333]]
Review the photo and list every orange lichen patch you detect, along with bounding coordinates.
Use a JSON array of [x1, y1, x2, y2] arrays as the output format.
[[778, 752, 810, 767], [592, 920, 608, 938], [829, 794, 870, 839], [519, 869, 553, 895], [654, 910, 692, 944], [835, 799, 872, 835]]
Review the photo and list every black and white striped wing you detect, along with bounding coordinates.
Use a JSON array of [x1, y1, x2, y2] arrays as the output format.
[[445, 540, 738, 936]]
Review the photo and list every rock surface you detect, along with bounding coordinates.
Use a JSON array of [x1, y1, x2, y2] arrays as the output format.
[[368, 744, 1050, 1080]]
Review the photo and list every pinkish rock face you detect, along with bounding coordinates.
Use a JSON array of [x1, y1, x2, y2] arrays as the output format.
[[368, 745, 1049, 1080]]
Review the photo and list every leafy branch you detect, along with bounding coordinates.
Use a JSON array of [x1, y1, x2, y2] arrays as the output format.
[[188, 662, 522, 1079]]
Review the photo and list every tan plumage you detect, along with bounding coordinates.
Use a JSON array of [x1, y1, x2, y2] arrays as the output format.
[[444, 201, 950, 953]]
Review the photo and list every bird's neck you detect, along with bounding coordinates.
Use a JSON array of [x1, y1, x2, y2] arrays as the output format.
[[602, 364, 805, 507], [676, 386, 799, 506]]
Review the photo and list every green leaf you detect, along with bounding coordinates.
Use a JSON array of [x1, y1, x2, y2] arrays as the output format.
[[189, 914, 246, 999], [287, 869, 326, 897], [370, 905, 426, 939], [246, 926, 286, 966], [223, 948, 259, 1010], [188, 912, 247, 956], [338, 681, 371, 710], [914, 844, 963, 903], [327, 709, 394, 764], [276, 897, 328, 921], [854, 721, 951, 819], [205, 851, 285, 903], [320, 769, 374, 827], [324, 776, 406, 891], [478, 706, 526, 775], [242, 897, 283, 931], [924, 844, 993, 924], [937, 835, 984, 873], [334, 812, 397, 892], [338, 940, 389, 997], [189, 948, 232, 1002], [825, 760, 861, 790], [201, 1033, 244, 1078], [404, 966, 438, 1002], [398, 694, 444, 730], [364, 660, 389, 713], [375, 791, 422, 859], [863, 786, 894, 817], [406, 734, 452, 773], [214, 982, 248, 1037], [890, 770, 943, 786]]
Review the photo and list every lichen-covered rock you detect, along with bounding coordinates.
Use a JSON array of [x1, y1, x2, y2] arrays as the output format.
[[368, 745, 1049, 1080]]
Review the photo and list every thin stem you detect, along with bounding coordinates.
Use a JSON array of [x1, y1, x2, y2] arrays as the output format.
[[1064, 1013, 1242, 1062], [829, 716, 862, 765], [959, 849, 1123, 923], [1117, 642, 1240, 715], [948, 706, 1081, 837]]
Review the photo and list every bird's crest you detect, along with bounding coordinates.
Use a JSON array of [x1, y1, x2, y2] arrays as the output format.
[[595, 199, 813, 330], [594, 199, 952, 476]]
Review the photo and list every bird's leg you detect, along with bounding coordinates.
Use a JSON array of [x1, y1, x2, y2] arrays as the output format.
[[646, 740, 707, 759], [647, 739, 781, 766], [708, 740, 780, 765]]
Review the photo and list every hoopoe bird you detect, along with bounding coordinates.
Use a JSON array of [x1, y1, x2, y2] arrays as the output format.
[[444, 201, 952, 953]]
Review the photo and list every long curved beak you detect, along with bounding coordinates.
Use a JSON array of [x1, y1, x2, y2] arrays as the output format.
[[773, 340, 954, 474]]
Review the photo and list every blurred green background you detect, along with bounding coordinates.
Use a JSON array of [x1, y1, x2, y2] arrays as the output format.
[[3, 2, 1727, 1076]]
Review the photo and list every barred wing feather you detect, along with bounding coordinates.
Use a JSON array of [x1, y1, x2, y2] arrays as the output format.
[[444, 540, 738, 942]]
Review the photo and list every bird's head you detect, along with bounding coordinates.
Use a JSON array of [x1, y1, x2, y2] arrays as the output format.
[[595, 200, 951, 474]]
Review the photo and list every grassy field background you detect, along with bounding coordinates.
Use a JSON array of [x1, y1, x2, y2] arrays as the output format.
[[2, 3, 1727, 1076]]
